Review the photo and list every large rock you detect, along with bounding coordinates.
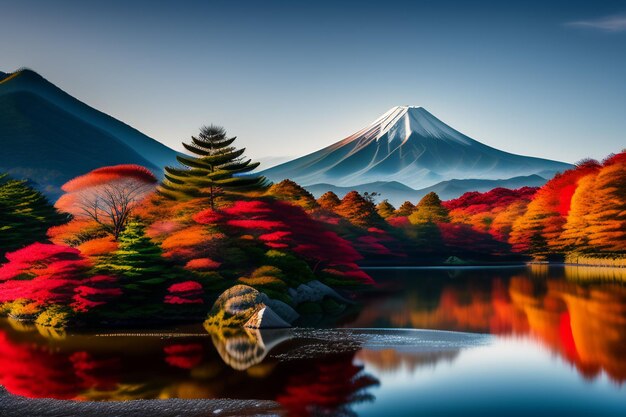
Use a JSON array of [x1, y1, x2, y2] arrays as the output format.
[[245, 305, 291, 329], [205, 285, 297, 330], [288, 280, 351, 305]]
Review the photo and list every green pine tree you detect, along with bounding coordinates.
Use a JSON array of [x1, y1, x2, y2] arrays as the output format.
[[408, 192, 450, 224], [0, 173, 68, 256], [394, 201, 416, 217], [96, 221, 182, 305], [159, 125, 268, 208], [376, 200, 396, 218]]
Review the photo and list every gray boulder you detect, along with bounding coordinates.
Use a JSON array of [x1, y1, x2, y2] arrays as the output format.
[[205, 285, 297, 330]]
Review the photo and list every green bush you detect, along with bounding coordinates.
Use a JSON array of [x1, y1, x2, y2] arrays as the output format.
[[35, 305, 73, 328]]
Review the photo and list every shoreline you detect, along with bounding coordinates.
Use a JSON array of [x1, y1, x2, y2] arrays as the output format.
[[0, 386, 281, 417], [363, 262, 626, 270]]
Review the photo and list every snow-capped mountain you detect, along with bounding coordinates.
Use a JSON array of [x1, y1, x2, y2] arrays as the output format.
[[260, 106, 572, 190]]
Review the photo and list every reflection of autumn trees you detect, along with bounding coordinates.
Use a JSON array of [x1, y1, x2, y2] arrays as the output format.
[[351, 270, 626, 383], [355, 349, 459, 373], [0, 321, 379, 417], [510, 278, 626, 382], [276, 352, 378, 417]]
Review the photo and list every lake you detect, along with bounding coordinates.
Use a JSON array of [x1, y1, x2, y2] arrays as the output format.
[[1, 265, 625, 416]]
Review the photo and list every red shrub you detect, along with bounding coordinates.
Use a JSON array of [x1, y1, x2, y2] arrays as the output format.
[[0, 243, 119, 311], [164, 280, 204, 305]]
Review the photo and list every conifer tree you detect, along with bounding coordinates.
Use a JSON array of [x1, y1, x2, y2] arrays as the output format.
[[409, 192, 449, 224], [0, 173, 67, 256], [317, 191, 341, 210], [376, 200, 396, 218], [394, 201, 415, 217], [335, 191, 384, 227], [159, 125, 268, 208], [96, 221, 183, 304], [267, 179, 318, 210]]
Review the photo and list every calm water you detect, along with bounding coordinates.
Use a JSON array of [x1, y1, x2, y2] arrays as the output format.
[[1, 265, 626, 416]]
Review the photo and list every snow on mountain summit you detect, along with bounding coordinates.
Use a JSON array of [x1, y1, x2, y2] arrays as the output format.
[[260, 106, 572, 190], [343, 105, 474, 147]]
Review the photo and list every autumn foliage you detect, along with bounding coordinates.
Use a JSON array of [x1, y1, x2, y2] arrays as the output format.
[[0, 243, 120, 314], [509, 161, 601, 255], [442, 151, 626, 260], [56, 164, 157, 239], [2, 148, 624, 328]]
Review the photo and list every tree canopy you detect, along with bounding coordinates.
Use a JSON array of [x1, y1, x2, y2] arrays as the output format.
[[335, 191, 384, 227], [376, 200, 395, 218], [0, 173, 67, 257], [408, 192, 449, 224], [159, 125, 268, 208], [317, 191, 341, 210]]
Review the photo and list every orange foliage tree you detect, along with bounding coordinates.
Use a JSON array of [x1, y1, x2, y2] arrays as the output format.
[[559, 174, 597, 252], [444, 187, 536, 240], [334, 191, 384, 228], [583, 153, 626, 253], [509, 161, 600, 256], [317, 191, 341, 211]]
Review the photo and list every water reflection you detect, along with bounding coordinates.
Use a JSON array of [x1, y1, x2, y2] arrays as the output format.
[[0, 265, 625, 416], [0, 321, 384, 416], [351, 265, 626, 383]]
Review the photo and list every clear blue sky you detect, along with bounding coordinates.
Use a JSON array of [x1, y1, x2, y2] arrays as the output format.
[[2, 0, 625, 165]]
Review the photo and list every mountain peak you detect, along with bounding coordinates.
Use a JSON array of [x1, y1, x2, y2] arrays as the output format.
[[261, 106, 572, 190], [0, 68, 44, 85], [362, 105, 464, 146]]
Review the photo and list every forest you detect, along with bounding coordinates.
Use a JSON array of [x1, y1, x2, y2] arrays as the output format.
[[0, 124, 624, 329]]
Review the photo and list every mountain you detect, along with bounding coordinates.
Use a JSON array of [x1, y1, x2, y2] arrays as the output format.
[[261, 106, 572, 190], [0, 69, 177, 198], [305, 175, 547, 207]]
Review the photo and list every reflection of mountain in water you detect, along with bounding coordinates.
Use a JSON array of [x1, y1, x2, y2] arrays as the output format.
[[356, 349, 459, 373]]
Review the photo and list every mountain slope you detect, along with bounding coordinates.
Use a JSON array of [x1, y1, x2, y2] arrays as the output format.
[[261, 106, 572, 189], [0, 69, 177, 198], [304, 175, 547, 207]]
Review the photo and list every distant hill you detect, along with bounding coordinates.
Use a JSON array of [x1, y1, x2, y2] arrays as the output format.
[[304, 175, 547, 206], [0, 69, 177, 199], [261, 106, 572, 190]]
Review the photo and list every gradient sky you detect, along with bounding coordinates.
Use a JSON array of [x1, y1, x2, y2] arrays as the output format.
[[2, 0, 625, 166]]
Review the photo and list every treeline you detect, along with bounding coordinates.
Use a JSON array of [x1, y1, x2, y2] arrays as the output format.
[[0, 124, 624, 329], [441, 153, 626, 263], [0, 126, 370, 328], [267, 150, 626, 265]]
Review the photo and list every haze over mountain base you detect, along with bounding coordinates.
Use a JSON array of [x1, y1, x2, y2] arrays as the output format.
[[261, 106, 571, 202]]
